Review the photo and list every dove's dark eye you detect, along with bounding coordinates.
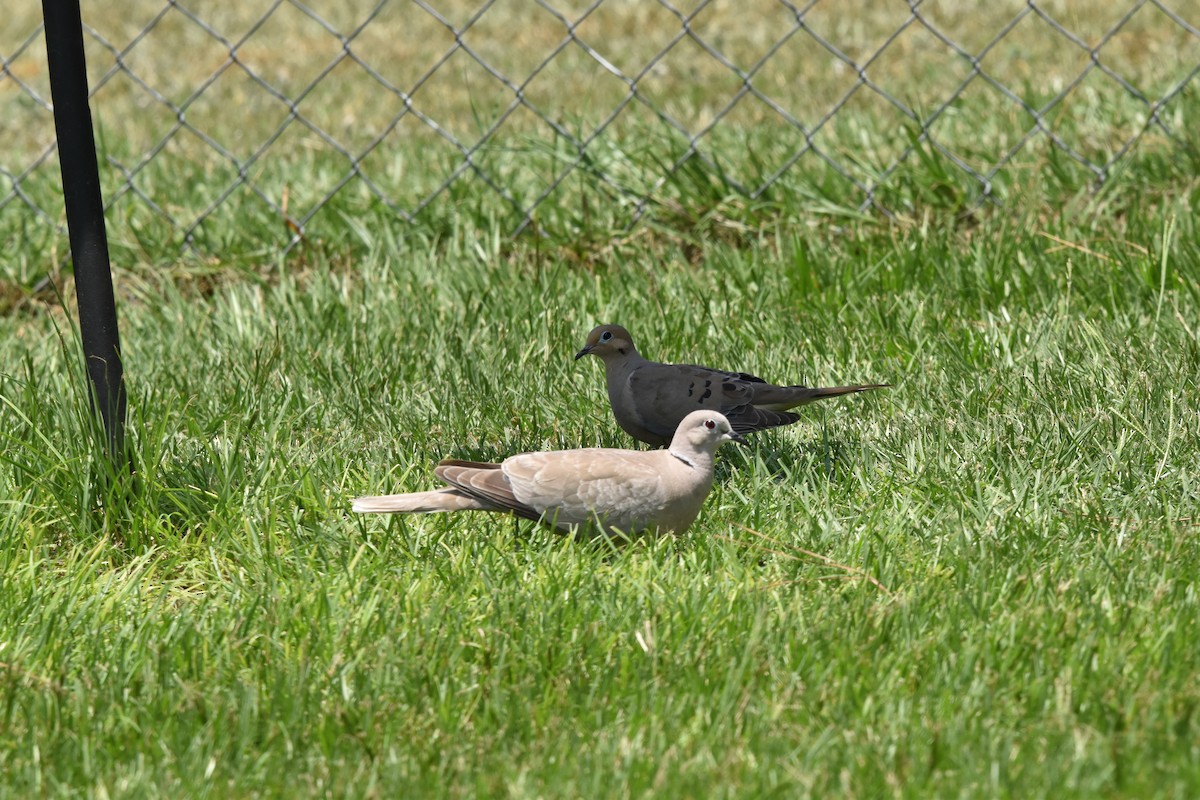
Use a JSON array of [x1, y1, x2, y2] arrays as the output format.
[[704, 419, 716, 431], [600, 331, 613, 342]]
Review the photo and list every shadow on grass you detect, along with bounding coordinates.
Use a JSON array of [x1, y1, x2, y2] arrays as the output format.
[[718, 431, 865, 484]]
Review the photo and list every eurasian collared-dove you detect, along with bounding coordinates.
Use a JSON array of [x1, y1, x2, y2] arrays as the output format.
[[575, 324, 888, 447], [352, 410, 744, 537]]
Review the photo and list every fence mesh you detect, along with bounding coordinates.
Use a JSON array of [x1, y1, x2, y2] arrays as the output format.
[[2, 0, 1198, 255]]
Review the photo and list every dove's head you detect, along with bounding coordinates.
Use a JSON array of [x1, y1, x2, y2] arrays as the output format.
[[575, 324, 637, 362], [672, 410, 746, 454]]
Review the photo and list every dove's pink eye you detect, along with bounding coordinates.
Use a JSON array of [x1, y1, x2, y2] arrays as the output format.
[[704, 419, 716, 430]]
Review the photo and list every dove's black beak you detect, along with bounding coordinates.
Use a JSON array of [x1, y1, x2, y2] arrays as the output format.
[[574, 345, 592, 360], [729, 431, 749, 446]]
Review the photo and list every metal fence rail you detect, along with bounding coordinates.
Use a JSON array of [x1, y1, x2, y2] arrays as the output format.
[[3, 0, 1198, 254]]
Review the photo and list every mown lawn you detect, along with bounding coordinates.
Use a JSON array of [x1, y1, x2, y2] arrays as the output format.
[[3, 3, 1200, 796], [3, 181, 1199, 796]]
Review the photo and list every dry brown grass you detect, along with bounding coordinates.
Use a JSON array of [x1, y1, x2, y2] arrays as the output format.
[[3, 0, 1196, 161]]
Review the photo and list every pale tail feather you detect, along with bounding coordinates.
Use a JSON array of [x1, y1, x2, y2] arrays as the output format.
[[351, 488, 488, 514]]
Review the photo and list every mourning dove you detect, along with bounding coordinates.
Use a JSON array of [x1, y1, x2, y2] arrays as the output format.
[[575, 324, 888, 447], [353, 410, 744, 537]]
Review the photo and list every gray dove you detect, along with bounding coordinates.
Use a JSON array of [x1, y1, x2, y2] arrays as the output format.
[[352, 410, 744, 537], [575, 323, 887, 447]]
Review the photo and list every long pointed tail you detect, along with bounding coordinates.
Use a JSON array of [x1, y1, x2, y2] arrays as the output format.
[[757, 383, 890, 411], [804, 383, 890, 400], [352, 488, 489, 514]]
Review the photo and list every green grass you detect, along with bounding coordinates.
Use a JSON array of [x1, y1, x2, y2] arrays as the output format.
[[5, 0, 1200, 268], [3, 4, 1200, 796], [3, 179, 1200, 796]]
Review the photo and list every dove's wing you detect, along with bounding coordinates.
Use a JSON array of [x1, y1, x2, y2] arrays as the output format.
[[501, 449, 677, 530], [433, 459, 543, 522]]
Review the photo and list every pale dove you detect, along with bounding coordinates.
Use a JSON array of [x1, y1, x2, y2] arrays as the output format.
[[575, 324, 888, 447], [352, 410, 744, 537]]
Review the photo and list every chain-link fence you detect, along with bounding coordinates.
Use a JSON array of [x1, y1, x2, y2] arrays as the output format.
[[3, 0, 1198, 255]]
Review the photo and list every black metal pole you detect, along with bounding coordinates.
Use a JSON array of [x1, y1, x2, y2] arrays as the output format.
[[42, 0, 126, 462]]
